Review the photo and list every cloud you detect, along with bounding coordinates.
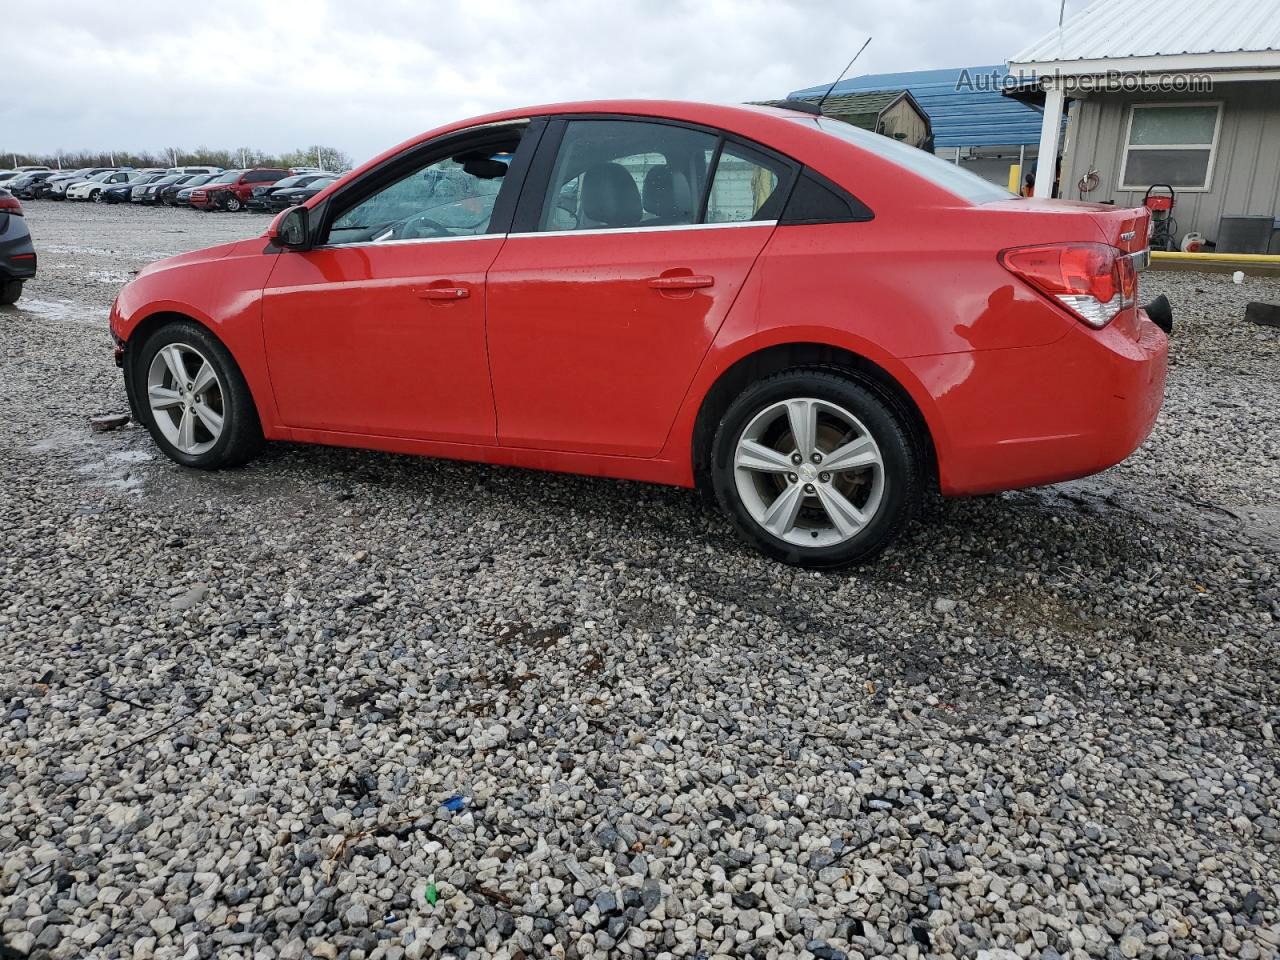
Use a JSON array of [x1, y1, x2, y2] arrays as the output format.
[[2, 0, 1087, 164]]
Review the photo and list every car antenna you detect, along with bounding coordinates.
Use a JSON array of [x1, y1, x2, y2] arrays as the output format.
[[815, 36, 873, 115]]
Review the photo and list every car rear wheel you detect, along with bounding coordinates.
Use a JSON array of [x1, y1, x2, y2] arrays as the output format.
[[134, 321, 263, 469], [223, 195, 243, 212], [711, 370, 921, 568], [0, 280, 22, 306]]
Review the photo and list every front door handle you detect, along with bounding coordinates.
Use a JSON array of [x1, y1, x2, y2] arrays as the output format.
[[416, 285, 470, 301], [647, 274, 714, 290]]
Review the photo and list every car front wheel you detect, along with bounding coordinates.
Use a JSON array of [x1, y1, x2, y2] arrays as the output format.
[[223, 195, 243, 212], [91, 190, 103, 203], [134, 321, 263, 469], [711, 370, 922, 568]]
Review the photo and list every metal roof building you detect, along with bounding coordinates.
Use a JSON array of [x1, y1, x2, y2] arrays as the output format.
[[1011, 0, 1280, 73], [790, 65, 1045, 149], [1008, 0, 1280, 249]]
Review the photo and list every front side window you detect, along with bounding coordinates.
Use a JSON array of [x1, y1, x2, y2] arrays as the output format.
[[1119, 103, 1221, 190], [326, 133, 521, 245], [539, 120, 717, 232]]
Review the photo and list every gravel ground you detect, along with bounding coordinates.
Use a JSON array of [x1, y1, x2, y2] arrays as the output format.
[[1, 201, 1278, 960]]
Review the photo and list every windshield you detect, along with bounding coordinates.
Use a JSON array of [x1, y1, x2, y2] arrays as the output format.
[[211, 171, 242, 184], [88, 172, 113, 182], [806, 116, 1014, 204], [186, 175, 214, 186]]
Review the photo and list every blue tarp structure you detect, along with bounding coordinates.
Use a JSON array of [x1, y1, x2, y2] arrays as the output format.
[[790, 65, 1044, 150]]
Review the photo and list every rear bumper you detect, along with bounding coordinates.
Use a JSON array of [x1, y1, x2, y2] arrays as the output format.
[[909, 312, 1169, 496], [0, 214, 37, 280]]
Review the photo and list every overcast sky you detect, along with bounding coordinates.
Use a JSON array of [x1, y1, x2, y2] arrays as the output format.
[[5, 0, 1089, 164]]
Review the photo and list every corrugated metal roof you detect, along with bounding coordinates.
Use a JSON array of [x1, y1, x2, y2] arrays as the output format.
[[790, 65, 1044, 148], [1012, 0, 1280, 64]]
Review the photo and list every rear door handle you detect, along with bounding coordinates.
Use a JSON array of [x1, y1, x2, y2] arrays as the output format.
[[416, 285, 470, 301], [647, 274, 714, 290]]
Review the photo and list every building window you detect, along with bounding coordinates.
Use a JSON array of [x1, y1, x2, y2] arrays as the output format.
[[1119, 102, 1222, 191]]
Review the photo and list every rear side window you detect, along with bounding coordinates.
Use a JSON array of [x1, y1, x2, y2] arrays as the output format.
[[781, 171, 873, 224], [808, 116, 1013, 204], [538, 120, 717, 231], [704, 143, 791, 223]]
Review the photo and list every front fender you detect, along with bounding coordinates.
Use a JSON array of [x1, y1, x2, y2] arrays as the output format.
[[110, 239, 283, 434]]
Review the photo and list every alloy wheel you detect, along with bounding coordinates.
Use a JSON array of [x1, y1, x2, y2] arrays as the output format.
[[733, 397, 885, 548], [146, 344, 225, 456]]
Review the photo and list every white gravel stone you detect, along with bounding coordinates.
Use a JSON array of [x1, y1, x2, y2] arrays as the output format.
[[1, 202, 1278, 960]]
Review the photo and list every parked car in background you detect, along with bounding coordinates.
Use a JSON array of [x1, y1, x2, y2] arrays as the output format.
[[7, 170, 61, 199], [266, 176, 338, 212], [31, 170, 88, 199], [190, 168, 288, 211], [0, 171, 24, 187], [259, 179, 335, 213], [246, 174, 327, 212], [102, 173, 168, 204], [108, 100, 1168, 567], [14, 165, 51, 172], [132, 174, 191, 205], [0, 189, 35, 306], [47, 168, 117, 200], [67, 169, 137, 201], [165, 165, 224, 176], [161, 173, 217, 206]]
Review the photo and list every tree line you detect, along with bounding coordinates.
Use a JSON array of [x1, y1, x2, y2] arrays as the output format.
[[3, 145, 353, 172]]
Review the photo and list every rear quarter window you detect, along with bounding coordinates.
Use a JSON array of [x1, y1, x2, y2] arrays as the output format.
[[807, 116, 1013, 204]]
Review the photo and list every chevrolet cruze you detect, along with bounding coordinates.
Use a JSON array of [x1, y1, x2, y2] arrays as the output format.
[[109, 100, 1169, 567]]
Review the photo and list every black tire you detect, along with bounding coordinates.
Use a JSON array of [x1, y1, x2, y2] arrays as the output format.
[[91, 189, 102, 203], [133, 320, 263, 469], [223, 195, 243, 212], [0, 280, 22, 306], [710, 369, 922, 568]]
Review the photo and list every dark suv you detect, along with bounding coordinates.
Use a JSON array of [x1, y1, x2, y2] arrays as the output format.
[[0, 189, 36, 305]]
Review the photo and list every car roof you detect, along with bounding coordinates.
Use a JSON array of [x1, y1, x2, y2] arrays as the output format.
[[307, 98, 1004, 213]]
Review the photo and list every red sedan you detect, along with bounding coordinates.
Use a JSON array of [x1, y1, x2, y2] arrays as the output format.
[[109, 100, 1168, 567]]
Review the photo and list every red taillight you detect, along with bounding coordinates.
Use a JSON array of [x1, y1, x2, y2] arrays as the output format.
[[0, 195, 22, 215], [999, 242, 1137, 330]]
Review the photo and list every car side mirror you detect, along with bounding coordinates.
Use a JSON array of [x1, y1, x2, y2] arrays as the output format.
[[269, 205, 310, 250]]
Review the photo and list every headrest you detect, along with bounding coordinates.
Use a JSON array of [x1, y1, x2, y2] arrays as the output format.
[[642, 165, 694, 221], [580, 162, 641, 227]]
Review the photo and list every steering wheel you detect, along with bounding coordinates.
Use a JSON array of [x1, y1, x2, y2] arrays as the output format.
[[399, 213, 453, 240]]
